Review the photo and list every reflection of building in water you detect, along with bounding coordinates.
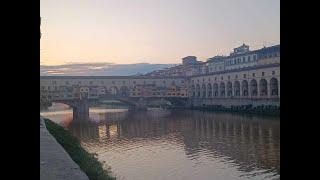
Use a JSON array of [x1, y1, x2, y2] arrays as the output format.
[[107, 110, 279, 175], [105, 123, 122, 139], [68, 120, 99, 140], [104, 112, 128, 122], [113, 111, 175, 138], [181, 111, 280, 174]]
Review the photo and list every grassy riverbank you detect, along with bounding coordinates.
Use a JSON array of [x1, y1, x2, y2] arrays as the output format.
[[44, 119, 115, 180]]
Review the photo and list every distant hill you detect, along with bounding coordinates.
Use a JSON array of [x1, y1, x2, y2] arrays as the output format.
[[40, 63, 176, 76]]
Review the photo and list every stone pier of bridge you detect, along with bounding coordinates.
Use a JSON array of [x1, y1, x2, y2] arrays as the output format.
[[72, 100, 90, 122]]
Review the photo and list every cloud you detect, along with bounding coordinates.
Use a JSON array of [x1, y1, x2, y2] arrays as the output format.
[[40, 62, 176, 76]]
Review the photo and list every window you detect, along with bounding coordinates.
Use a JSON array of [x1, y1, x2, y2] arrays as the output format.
[[235, 75, 238, 78], [90, 81, 93, 85], [248, 56, 251, 61], [262, 72, 265, 76], [221, 76, 223, 80], [112, 81, 115, 84], [272, 71, 275, 75], [253, 55, 257, 61], [52, 81, 56, 85], [243, 74, 246, 78], [228, 76, 230, 80], [66, 81, 69, 85], [123, 81, 125, 84], [243, 57, 245, 62], [215, 77, 217, 81], [133, 81, 136, 84], [252, 73, 255, 77]]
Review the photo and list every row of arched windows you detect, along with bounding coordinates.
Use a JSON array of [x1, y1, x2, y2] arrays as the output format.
[[191, 78, 279, 98]]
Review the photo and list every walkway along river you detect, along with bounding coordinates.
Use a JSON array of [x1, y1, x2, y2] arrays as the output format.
[[41, 103, 280, 180]]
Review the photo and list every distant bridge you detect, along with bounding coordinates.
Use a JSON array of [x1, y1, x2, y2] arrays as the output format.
[[50, 94, 188, 121]]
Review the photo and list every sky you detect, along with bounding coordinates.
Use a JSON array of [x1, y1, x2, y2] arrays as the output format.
[[40, 0, 280, 66]]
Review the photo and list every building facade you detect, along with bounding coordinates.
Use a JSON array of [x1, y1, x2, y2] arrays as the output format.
[[41, 44, 280, 108]]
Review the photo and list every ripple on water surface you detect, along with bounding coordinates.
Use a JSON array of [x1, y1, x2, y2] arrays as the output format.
[[41, 106, 280, 180]]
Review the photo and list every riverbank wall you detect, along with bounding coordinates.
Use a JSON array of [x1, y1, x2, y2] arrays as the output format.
[[186, 98, 280, 116], [42, 117, 115, 180], [40, 117, 89, 180]]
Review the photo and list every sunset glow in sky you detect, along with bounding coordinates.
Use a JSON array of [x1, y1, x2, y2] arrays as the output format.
[[41, 0, 280, 65]]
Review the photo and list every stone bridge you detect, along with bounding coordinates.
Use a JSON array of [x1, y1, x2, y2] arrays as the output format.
[[51, 94, 188, 121]]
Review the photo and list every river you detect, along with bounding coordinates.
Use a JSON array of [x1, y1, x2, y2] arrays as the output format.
[[41, 103, 280, 180]]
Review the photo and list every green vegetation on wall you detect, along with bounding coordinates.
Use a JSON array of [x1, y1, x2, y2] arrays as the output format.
[[44, 119, 115, 180]]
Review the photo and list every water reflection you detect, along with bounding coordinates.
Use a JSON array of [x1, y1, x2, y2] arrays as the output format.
[[41, 107, 280, 180]]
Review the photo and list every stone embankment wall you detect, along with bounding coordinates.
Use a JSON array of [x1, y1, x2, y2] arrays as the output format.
[[190, 98, 280, 108], [40, 117, 89, 180]]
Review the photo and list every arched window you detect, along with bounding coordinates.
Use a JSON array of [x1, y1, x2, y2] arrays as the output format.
[[241, 80, 249, 97], [202, 84, 206, 98], [207, 83, 212, 97], [110, 86, 119, 96], [219, 82, 225, 97], [227, 82, 233, 97], [259, 79, 268, 97], [213, 83, 218, 97], [250, 79, 258, 97], [234, 81, 240, 97], [191, 85, 196, 97], [196, 84, 200, 98], [270, 78, 279, 96], [120, 86, 129, 97]]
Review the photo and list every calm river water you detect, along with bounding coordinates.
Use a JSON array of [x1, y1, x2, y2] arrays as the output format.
[[41, 103, 280, 180]]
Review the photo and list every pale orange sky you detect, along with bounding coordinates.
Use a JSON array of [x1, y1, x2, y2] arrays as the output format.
[[41, 0, 280, 66]]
